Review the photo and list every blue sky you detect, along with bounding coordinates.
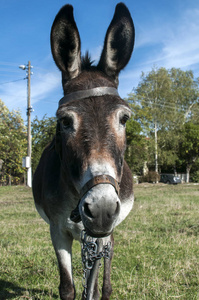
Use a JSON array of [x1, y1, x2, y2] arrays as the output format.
[[1, 0, 199, 120]]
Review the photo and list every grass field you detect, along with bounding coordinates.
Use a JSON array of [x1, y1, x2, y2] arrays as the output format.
[[0, 184, 198, 299]]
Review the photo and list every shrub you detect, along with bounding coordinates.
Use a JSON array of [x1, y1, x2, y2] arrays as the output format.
[[139, 171, 160, 183], [190, 170, 199, 183]]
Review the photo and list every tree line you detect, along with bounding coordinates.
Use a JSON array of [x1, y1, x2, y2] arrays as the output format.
[[0, 101, 56, 185], [0, 99, 27, 185], [1, 67, 199, 185], [125, 67, 199, 182]]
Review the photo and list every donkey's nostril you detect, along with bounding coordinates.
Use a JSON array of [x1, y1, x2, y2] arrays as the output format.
[[84, 203, 93, 219], [115, 201, 120, 216], [108, 202, 120, 219]]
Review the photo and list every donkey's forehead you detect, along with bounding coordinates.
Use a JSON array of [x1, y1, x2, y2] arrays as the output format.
[[56, 97, 130, 118]]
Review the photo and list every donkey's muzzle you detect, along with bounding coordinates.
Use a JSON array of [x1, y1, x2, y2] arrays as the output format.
[[83, 198, 120, 237], [80, 182, 121, 238], [70, 175, 120, 224]]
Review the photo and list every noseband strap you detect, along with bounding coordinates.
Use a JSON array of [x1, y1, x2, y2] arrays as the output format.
[[70, 175, 120, 223], [80, 175, 120, 199], [59, 87, 119, 106]]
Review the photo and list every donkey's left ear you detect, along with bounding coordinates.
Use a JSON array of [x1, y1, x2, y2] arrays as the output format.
[[97, 3, 135, 83]]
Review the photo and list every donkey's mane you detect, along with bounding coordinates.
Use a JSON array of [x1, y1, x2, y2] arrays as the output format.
[[81, 51, 95, 70]]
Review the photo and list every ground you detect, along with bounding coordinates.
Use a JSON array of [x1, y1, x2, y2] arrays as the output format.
[[0, 184, 198, 299]]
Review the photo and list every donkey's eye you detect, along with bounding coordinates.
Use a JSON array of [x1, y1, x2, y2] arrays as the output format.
[[61, 117, 73, 129], [120, 114, 129, 125]]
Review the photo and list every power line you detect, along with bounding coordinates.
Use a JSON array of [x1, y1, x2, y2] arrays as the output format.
[[0, 78, 26, 85], [0, 61, 21, 67], [129, 96, 198, 108], [0, 68, 23, 73], [128, 98, 199, 114]]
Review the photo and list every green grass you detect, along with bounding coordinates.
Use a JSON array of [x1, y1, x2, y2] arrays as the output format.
[[0, 184, 198, 299]]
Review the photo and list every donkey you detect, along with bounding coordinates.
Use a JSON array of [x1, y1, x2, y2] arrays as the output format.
[[33, 3, 135, 300]]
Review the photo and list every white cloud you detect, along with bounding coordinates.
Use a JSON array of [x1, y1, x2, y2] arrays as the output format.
[[119, 7, 199, 98], [137, 8, 199, 72], [0, 70, 61, 116], [31, 71, 61, 103], [90, 45, 103, 63], [119, 69, 142, 97]]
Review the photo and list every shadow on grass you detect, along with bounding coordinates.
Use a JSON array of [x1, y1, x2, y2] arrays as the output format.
[[0, 279, 58, 299]]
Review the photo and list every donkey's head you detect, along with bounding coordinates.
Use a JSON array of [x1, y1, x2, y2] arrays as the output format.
[[51, 3, 134, 237]]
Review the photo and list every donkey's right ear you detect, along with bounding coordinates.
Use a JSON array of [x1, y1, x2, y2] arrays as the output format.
[[51, 5, 81, 81]]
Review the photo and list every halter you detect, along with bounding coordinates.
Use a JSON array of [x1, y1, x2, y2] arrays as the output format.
[[59, 86, 119, 106]]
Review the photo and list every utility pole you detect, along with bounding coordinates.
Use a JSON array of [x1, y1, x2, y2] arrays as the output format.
[[154, 76, 158, 181], [27, 61, 32, 188], [154, 121, 158, 174], [20, 61, 33, 188]]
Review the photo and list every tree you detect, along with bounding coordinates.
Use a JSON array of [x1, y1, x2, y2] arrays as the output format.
[[127, 67, 199, 174], [169, 69, 199, 124], [178, 122, 199, 183], [157, 128, 180, 173], [0, 100, 27, 185], [31, 115, 56, 173], [125, 118, 147, 175]]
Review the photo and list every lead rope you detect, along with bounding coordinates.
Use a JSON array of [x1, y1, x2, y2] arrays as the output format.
[[81, 230, 112, 299]]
